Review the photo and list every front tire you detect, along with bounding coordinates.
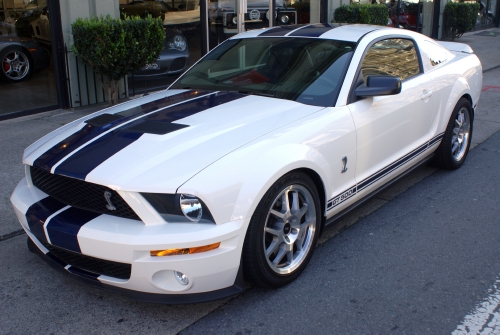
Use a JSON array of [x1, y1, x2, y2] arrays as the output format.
[[432, 98, 472, 170], [242, 172, 321, 288]]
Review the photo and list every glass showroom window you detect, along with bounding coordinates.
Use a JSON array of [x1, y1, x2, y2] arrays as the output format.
[[119, 0, 202, 95], [0, 0, 57, 116]]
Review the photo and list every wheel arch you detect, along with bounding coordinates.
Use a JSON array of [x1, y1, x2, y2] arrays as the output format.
[[291, 167, 327, 234], [178, 143, 334, 228], [460, 93, 474, 121]]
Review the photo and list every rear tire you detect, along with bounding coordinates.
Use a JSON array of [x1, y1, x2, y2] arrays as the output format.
[[242, 172, 321, 288], [432, 98, 472, 170]]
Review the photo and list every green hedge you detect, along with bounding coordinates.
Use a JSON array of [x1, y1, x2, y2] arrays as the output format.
[[334, 4, 389, 26], [72, 15, 164, 104], [444, 2, 480, 40]]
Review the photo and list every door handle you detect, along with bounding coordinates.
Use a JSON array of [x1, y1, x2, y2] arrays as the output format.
[[421, 90, 433, 100]]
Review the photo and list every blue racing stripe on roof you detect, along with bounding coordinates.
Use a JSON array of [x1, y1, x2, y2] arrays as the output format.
[[258, 25, 302, 36], [54, 91, 247, 180], [288, 23, 335, 37], [32, 90, 206, 173]]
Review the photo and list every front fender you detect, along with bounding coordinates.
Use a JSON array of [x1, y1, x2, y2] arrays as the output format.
[[178, 142, 331, 226]]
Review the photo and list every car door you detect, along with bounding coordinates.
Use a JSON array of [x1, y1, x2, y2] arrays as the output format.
[[347, 38, 437, 197]]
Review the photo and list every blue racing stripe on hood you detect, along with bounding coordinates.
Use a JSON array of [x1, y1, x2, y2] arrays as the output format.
[[54, 91, 247, 180], [32, 90, 207, 172]]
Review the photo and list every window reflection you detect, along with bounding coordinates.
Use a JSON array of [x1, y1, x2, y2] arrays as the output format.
[[0, 0, 57, 115], [119, 0, 201, 95], [361, 39, 420, 81]]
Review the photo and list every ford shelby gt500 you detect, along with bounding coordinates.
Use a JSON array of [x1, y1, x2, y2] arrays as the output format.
[[11, 24, 482, 304]]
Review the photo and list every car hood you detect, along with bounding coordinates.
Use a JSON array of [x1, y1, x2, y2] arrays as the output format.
[[25, 89, 323, 193]]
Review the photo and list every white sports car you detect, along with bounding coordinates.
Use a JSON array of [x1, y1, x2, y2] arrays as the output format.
[[10, 24, 482, 304]]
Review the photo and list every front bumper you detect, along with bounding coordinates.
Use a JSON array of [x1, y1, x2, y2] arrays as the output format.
[[11, 177, 245, 304]]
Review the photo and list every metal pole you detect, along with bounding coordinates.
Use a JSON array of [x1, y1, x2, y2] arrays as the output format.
[[200, 0, 209, 54], [269, 0, 275, 27], [320, 0, 328, 23], [47, 0, 70, 109], [236, 0, 247, 34]]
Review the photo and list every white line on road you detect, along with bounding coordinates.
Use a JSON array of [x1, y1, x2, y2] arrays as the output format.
[[452, 275, 500, 335]]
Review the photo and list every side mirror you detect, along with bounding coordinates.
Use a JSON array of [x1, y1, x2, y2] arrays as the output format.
[[355, 75, 402, 97]]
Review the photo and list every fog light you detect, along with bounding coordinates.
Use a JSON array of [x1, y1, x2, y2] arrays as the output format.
[[232, 16, 237, 25], [281, 15, 289, 24], [174, 271, 189, 285]]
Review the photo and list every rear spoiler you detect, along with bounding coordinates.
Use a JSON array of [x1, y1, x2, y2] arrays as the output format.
[[437, 41, 474, 54]]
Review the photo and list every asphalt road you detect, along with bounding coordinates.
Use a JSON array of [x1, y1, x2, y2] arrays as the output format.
[[1, 68, 500, 335], [181, 129, 500, 334]]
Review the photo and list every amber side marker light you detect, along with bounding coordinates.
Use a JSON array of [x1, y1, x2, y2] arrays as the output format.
[[151, 242, 221, 257]]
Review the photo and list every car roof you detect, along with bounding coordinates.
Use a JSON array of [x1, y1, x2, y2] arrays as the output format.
[[232, 24, 396, 43]]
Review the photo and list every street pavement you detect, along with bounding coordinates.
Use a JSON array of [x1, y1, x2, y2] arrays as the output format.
[[1, 28, 500, 334]]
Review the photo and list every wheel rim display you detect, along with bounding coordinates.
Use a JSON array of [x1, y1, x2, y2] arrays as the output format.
[[451, 107, 470, 161], [3, 50, 30, 80], [263, 184, 316, 275]]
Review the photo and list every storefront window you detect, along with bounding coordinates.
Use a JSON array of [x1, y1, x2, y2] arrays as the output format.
[[0, 0, 57, 116], [119, 0, 202, 95], [208, 0, 300, 49]]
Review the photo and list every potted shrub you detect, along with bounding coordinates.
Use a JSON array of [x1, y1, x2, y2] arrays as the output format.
[[72, 15, 165, 105]]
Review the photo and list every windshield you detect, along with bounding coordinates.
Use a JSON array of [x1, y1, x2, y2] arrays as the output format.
[[171, 37, 356, 107]]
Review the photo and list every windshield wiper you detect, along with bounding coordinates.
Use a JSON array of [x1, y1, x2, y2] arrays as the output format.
[[238, 90, 275, 98]]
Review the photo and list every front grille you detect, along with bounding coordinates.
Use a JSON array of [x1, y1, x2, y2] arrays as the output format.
[[42, 242, 131, 280], [30, 166, 140, 220]]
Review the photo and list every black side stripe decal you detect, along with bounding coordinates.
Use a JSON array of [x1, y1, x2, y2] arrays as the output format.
[[54, 91, 246, 180], [327, 133, 444, 211]]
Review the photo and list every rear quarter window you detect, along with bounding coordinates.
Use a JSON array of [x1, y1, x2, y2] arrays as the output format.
[[424, 41, 448, 67]]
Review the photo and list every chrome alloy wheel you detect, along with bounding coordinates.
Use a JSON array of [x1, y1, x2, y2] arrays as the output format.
[[451, 107, 470, 162], [263, 184, 316, 275], [3, 50, 30, 81]]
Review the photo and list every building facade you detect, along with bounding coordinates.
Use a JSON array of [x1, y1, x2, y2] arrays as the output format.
[[0, 0, 498, 119]]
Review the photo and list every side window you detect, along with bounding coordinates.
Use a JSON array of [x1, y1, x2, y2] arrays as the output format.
[[360, 39, 420, 82], [424, 41, 448, 67]]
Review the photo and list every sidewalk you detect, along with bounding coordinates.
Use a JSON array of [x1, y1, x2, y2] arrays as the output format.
[[460, 27, 500, 72]]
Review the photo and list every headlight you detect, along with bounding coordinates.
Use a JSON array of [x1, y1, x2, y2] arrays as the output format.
[[232, 16, 237, 25], [169, 35, 187, 51], [141, 193, 215, 223], [179, 194, 202, 222], [281, 15, 289, 24]]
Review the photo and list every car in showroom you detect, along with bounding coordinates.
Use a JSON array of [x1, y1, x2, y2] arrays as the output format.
[[10, 24, 482, 303], [0, 35, 50, 82], [209, 0, 296, 42], [28, 8, 190, 79]]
